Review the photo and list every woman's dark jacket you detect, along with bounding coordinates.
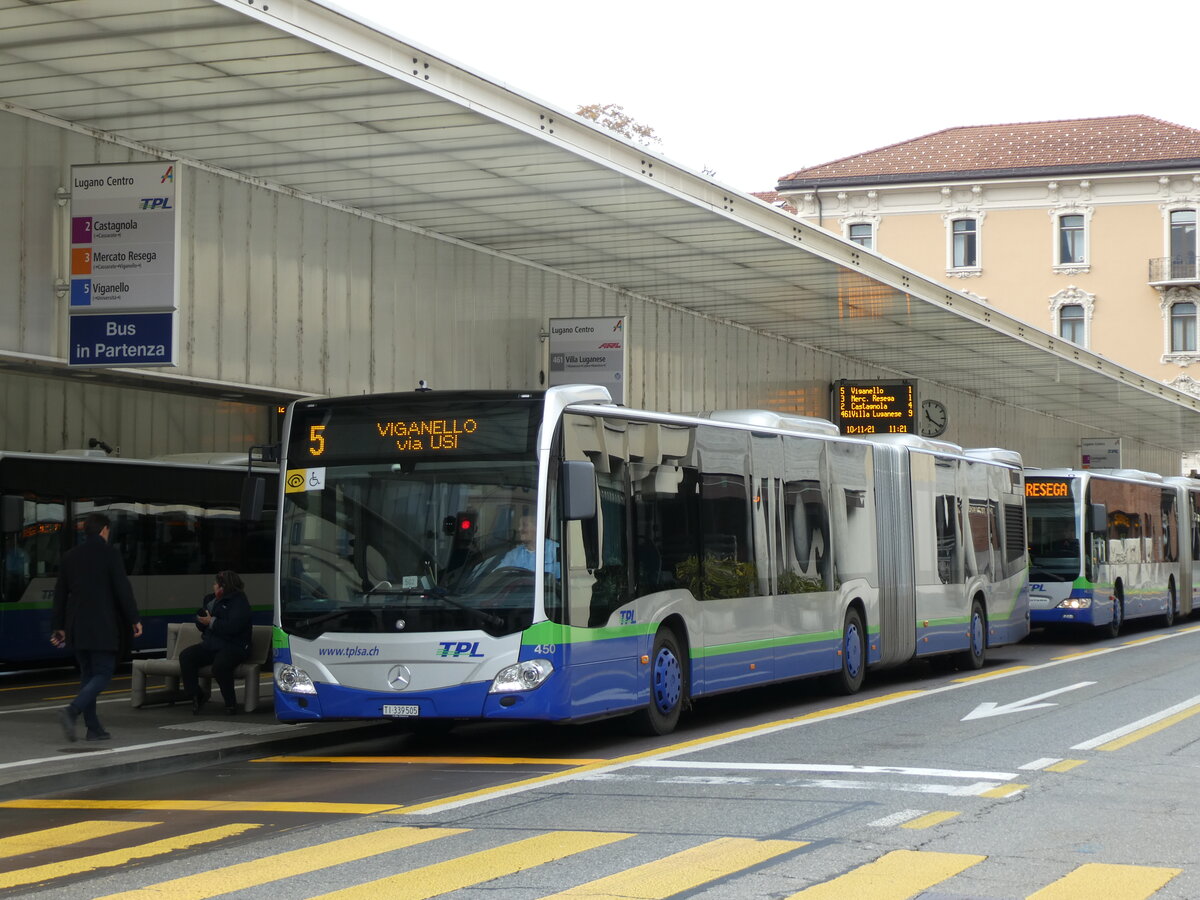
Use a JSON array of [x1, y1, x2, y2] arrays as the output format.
[[199, 589, 253, 657]]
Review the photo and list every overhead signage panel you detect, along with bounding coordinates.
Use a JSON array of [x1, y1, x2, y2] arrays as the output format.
[[547, 316, 627, 405], [68, 161, 179, 366], [68, 312, 175, 367], [831, 380, 915, 435]]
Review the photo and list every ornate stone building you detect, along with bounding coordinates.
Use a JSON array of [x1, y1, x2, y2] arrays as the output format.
[[774, 116, 1200, 400]]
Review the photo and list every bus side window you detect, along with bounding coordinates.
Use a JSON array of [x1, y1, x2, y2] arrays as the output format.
[[782, 480, 830, 592], [631, 463, 688, 598]]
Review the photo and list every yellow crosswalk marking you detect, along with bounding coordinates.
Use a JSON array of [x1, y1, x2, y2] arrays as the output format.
[[0, 799, 400, 814], [539, 837, 807, 899], [786, 849, 985, 898], [94, 826, 466, 900], [1027, 862, 1181, 899], [980, 784, 1027, 798], [309, 830, 634, 899], [899, 811, 959, 829], [1044, 759, 1087, 773], [0, 824, 260, 891], [0, 821, 159, 860]]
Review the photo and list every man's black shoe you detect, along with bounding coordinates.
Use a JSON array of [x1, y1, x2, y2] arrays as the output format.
[[58, 707, 79, 743], [85, 730, 112, 742], [224, 705, 239, 715]]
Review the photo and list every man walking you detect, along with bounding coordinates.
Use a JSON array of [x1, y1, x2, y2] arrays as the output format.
[[51, 511, 142, 742]]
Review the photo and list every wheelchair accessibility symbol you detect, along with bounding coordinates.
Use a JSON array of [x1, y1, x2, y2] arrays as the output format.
[[284, 467, 325, 493]]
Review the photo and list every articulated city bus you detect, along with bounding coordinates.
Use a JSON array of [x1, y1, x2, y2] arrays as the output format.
[[0, 451, 275, 665], [1025, 468, 1185, 635], [272, 386, 1029, 734]]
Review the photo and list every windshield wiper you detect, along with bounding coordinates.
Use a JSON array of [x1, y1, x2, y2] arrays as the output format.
[[1028, 570, 1069, 582], [361, 582, 503, 628], [292, 607, 373, 629]]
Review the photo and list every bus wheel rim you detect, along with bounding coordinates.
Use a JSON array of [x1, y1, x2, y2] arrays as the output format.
[[652, 648, 681, 713], [845, 623, 862, 677]]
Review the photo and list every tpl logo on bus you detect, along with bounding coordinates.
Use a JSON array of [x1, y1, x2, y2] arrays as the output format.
[[436, 641, 485, 658]]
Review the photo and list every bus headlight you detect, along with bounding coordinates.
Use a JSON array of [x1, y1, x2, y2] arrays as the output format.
[[275, 663, 317, 694], [489, 659, 554, 693], [1057, 597, 1092, 610]]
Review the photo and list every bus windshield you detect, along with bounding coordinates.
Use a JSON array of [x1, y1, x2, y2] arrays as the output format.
[[1025, 477, 1081, 581], [280, 457, 550, 639]]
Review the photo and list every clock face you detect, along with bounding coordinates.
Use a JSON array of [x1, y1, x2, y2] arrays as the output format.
[[920, 399, 948, 437]]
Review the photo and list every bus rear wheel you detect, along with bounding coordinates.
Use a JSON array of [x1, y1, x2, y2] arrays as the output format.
[[956, 599, 987, 670], [832, 608, 866, 694], [1163, 583, 1177, 628], [630, 628, 685, 736], [1105, 591, 1124, 639]]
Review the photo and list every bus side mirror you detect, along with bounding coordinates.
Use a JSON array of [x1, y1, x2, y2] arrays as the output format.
[[1089, 503, 1107, 533], [241, 476, 266, 522], [0, 495, 21, 533], [562, 461, 598, 571], [561, 461, 597, 520]]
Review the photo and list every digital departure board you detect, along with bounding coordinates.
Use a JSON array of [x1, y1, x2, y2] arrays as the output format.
[[832, 380, 915, 435], [1026, 479, 1071, 498], [286, 397, 540, 465]]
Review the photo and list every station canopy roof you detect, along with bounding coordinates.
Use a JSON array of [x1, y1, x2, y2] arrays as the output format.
[[3, 0, 1199, 450]]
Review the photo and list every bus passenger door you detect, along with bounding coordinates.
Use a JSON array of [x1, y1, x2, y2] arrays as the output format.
[[912, 454, 965, 653]]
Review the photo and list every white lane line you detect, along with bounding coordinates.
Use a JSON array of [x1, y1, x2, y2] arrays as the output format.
[[0, 733, 230, 771], [1020, 758, 1062, 770], [580, 772, 1002, 796], [1070, 693, 1200, 750], [633, 760, 1017, 781]]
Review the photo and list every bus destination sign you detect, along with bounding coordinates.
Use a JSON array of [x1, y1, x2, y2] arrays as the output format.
[[832, 380, 915, 435], [286, 399, 539, 467]]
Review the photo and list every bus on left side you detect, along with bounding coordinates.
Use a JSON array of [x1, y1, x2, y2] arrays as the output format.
[[0, 451, 276, 665]]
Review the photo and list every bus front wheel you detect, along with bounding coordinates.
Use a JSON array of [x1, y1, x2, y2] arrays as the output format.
[[631, 628, 685, 736]]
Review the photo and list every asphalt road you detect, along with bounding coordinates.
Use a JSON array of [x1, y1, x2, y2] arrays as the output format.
[[3, 620, 1200, 898]]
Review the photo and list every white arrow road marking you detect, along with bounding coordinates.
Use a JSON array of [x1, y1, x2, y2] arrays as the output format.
[[962, 681, 1096, 721]]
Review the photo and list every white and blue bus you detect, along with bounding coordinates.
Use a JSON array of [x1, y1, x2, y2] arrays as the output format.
[[272, 386, 1030, 734], [1025, 468, 1185, 636]]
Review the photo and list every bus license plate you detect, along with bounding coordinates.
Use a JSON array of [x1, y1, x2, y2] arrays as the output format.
[[382, 704, 419, 717]]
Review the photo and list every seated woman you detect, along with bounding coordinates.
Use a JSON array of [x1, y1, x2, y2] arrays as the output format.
[[180, 570, 253, 714]]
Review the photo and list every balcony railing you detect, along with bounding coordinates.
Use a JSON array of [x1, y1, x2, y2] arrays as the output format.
[[1149, 255, 1200, 284]]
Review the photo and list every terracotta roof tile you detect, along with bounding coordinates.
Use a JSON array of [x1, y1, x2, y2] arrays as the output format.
[[777, 115, 1200, 186], [751, 190, 796, 213]]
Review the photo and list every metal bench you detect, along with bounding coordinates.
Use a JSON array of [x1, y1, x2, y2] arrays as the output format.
[[130, 622, 273, 712]]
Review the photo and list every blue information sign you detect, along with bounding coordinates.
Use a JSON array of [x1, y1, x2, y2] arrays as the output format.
[[68, 313, 175, 367]]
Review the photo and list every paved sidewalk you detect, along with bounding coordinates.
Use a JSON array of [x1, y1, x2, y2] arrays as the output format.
[[0, 682, 384, 799]]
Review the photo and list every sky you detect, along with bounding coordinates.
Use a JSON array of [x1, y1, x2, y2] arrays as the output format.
[[327, 0, 1199, 194]]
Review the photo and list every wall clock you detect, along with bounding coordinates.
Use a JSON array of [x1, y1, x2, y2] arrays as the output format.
[[920, 399, 948, 437]]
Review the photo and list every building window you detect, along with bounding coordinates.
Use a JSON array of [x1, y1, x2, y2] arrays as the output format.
[[1058, 304, 1085, 344], [1049, 286, 1094, 349], [848, 223, 873, 250], [952, 218, 977, 268], [1172, 209, 1197, 267], [1171, 301, 1197, 352], [1058, 214, 1085, 265]]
